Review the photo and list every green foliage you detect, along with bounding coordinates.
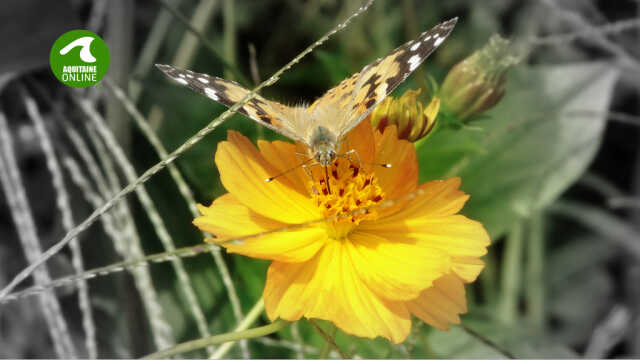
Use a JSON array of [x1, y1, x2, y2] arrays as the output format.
[[417, 63, 619, 238]]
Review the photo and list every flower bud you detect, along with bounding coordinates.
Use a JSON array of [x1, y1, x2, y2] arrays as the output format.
[[370, 89, 440, 142], [440, 34, 520, 121]]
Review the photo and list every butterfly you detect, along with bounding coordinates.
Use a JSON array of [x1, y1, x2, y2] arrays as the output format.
[[157, 18, 457, 178]]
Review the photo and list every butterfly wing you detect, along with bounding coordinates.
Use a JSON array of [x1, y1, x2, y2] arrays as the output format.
[[310, 17, 458, 138], [156, 64, 304, 142]]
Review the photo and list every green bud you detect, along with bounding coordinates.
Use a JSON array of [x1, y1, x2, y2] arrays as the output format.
[[440, 34, 521, 121]]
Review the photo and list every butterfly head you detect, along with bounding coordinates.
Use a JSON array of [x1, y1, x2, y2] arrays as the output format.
[[309, 126, 338, 166]]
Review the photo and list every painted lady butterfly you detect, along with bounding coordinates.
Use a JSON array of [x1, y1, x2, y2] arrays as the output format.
[[157, 18, 457, 170]]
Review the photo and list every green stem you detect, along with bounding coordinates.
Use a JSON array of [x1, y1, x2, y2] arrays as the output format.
[[210, 299, 265, 359], [222, 0, 236, 81], [479, 248, 498, 306], [309, 319, 349, 359], [144, 313, 287, 358], [460, 324, 515, 359], [526, 211, 545, 328], [497, 221, 524, 325]]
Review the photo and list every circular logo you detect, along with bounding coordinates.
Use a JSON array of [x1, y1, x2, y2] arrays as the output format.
[[49, 30, 110, 88]]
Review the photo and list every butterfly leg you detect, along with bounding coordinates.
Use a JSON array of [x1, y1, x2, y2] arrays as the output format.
[[340, 149, 363, 169]]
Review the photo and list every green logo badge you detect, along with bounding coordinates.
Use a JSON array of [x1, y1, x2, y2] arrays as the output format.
[[49, 30, 110, 88]]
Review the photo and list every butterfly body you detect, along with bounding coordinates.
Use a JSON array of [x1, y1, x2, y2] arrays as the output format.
[[157, 18, 457, 171]]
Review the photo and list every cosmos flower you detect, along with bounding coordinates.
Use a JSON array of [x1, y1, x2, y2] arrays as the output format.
[[193, 120, 490, 343]]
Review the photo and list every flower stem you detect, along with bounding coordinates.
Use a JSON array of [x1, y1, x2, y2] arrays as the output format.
[[211, 299, 266, 359], [309, 319, 349, 359], [143, 317, 289, 359], [526, 211, 545, 328], [498, 221, 524, 325]]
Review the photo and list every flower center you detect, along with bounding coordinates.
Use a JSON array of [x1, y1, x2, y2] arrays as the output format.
[[309, 159, 385, 239]]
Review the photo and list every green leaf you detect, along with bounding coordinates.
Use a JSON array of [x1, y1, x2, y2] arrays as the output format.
[[427, 322, 578, 358], [417, 63, 619, 238]]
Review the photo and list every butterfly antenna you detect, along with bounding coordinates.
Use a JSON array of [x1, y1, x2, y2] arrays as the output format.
[[265, 158, 314, 183], [369, 162, 392, 168]]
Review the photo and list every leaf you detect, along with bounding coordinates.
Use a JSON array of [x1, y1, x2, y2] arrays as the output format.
[[417, 63, 619, 238], [427, 321, 578, 358]]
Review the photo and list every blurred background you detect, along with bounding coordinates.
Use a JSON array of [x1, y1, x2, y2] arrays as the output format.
[[0, 0, 639, 358]]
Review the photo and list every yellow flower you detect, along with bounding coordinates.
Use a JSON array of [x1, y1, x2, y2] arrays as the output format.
[[370, 89, 440, 142], [194, 120, 490, 344]]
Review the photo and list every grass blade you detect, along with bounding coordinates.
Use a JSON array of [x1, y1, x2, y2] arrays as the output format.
[[0, 112, 76, 357]]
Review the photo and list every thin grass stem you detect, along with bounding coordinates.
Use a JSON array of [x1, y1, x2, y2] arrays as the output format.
[[309, 319, 349, 359], [130, 0, 186, 102], [528, 17, 640, 47], [459, 324, 516, 359], [76, 96, 212, 351], [1, 242, 220, 306], [62, 156, 175, 350], [154, 0, 249, 85], [318, 325, 337, 359], [23, 90, 97, 358], [0, 112, 76, 358]]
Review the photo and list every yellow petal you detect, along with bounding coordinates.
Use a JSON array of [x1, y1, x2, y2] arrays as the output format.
[[194, 194, 326, 262], [216, 131, 321, 224], [379, 178, 469, 223], [345, 230, 450, 301], [451, 256, 486, 283], [406, 274, 467, 330], [363, 216, 489, 257], [257, 139, 309, 196], [359, 220, 487, 283], [264, 241, 412, 343], [339, 119, 377, 172], [373, 126, 418, 200], [361, 178, 490, 281]]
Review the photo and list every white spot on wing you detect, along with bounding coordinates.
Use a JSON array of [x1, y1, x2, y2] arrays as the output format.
[[204, 87, 219, 100], [434, 36, 445, 47], [198, 77, 209, 84], [178, 73, 186, 78], [410, 42, 420, 51], [186, 73, 193, 78], [408, 55, 421, 71], [175, 77, 188, 85]]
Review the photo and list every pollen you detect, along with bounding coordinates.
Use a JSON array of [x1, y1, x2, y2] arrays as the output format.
[[309, 159, 385, 239]]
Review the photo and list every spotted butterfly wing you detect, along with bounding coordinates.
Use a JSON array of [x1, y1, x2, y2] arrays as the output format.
[[155, 64, 304, 142], [309, 17, 458, 138]]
